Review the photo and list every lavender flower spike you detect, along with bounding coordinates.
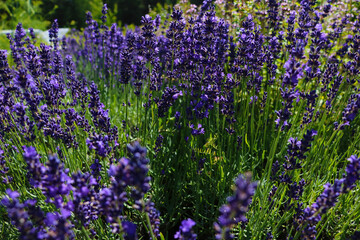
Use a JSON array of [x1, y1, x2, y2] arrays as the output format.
[[298, 155, 360, 239], [214, 174, 257, 240], [174, 218, 197, 240]]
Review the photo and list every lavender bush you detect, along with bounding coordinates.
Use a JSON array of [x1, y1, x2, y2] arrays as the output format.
[[0, 0, 360, 239]]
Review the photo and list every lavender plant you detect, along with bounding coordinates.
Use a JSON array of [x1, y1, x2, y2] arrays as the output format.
[[1, 0, 360, 239]]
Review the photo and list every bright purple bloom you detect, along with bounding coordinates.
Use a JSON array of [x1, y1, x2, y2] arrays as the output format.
[[174, 218, 197, 240], [190, 123, 205, 136], [122, 221, 138, 240]]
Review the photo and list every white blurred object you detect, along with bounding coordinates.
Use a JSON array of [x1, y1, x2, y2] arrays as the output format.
[[0, 28, 70, 44]]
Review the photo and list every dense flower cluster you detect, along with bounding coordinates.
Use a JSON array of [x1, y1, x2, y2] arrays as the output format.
[[2, 142, 158, 239], [1, 189, 75, 240], [1, 0, 360, 239]]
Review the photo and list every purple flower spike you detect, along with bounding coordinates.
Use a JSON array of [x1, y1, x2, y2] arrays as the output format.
[[122, 221, 138, 240], [0, 147, 12, 183], [49, 19, 59, 48], [343, 155, 360, 192], [296, 155, 360, 239], [1, 189, 51, 239], [101, 4, 108, 25], [214, 174, 257, 239], [175, 218, 197, 240]]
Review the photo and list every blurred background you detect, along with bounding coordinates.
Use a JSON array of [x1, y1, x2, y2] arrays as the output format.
[[0, 0, 204, 30], [0, 0, 208, 50], [0, 0, 212, 49]]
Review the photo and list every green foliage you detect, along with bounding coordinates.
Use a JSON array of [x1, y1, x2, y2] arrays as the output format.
[[0, 35, 10, 51], [40, 0, 104, 29], [104, 0, 177, 26], [1, 1, 360, 239], [0, 0, 49, 30], [38, 0, 179, 29]]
